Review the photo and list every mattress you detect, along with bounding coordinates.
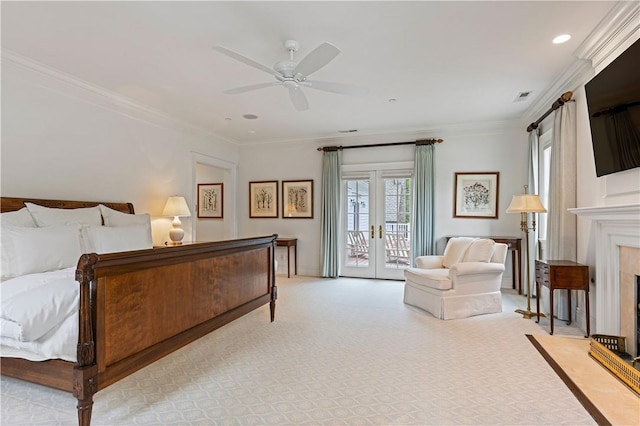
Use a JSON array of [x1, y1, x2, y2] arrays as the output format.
[[0, 267, 78, 362]]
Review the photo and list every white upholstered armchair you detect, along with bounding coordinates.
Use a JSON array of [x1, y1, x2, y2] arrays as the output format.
[[403, 238, 508, 320]]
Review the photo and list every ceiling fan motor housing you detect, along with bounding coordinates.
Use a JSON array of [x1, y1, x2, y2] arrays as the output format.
[[274, 60, 297, 78]]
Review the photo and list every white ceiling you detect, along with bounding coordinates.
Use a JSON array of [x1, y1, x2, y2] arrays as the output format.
[[1, 1, 617, 145]]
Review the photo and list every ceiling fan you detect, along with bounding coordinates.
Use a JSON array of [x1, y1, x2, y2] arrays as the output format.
[[214, 40, 368, 111]]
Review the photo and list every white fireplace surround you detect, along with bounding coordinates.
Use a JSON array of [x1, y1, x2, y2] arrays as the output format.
[[570, 204, 640, 335]]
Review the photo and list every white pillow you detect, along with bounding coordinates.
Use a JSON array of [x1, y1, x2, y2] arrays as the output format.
[[99, 204, 150, 227], [442, 237, 475, 268], [25, 203, 102, 227], [462, 238, 496, 263], [1, 225, 82, 280], [1, 207, 36, 227], [83, 225, 153, 254]]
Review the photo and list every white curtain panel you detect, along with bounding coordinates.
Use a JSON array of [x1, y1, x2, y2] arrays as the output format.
[[526, 129, 540, 297], [544, 101, 577, 320]]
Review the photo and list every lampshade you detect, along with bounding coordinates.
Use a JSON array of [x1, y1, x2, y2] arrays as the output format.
[[506, 194, 547, 213], [162, 196, 191, 217]]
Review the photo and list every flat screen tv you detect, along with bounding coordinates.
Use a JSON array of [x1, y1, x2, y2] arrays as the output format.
[[585, 38, 640, 177]]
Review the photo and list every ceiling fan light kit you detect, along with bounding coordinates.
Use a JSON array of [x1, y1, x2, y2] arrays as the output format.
[[214, 40, 368, 111]]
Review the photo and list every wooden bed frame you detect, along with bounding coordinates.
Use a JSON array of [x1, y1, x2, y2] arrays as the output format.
[[0, 197, 277, 426]]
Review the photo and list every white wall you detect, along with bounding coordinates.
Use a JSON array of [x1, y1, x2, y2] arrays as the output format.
[[573, 34, 640, 331], [239, 123, 528, 279], [1, 56, 239, 246], [2, 53, 526, 280]]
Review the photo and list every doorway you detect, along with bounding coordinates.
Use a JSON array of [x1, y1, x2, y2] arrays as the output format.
[[341, 165, 412, 280], [192, 152, 237, 241]]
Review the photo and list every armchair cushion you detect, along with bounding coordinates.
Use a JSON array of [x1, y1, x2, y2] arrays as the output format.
[[404, 268, 451, 290], [462, 238, 495, 263], [442, 237, 475, 267]]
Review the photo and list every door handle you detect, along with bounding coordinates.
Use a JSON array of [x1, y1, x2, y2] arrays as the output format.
[[379, 225, 383, 239], [370, 225, 374, 239]]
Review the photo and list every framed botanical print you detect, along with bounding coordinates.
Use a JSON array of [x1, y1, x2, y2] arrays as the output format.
[[454, 172, 499, 219], [249, 181, 278, 218], [197, 183, 224, 218], [282, 180, 313, 219]]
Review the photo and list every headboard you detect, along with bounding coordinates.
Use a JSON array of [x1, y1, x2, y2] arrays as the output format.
[[1, 197, 134, 214]]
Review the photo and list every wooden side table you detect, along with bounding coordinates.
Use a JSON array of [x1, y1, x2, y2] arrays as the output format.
[[535, 259, 590, 336], [276, 237, 297, 278], [490, 237, 522, 294]]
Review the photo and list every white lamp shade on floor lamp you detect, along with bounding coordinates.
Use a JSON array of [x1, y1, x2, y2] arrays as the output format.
[[162, 196, 191, 244], [506, 194, 547, 214]]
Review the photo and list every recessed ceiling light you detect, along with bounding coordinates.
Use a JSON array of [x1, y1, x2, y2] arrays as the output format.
[[388, 98, 397, 103], [242, 114, 258, 120], [248, 130, 256, 134], [552, 34, 571, 44]]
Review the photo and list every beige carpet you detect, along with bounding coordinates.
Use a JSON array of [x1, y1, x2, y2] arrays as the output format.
[[528, 334, 640, 426], [2, 276, 600, 425]]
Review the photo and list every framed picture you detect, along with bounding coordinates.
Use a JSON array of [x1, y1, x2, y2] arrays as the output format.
[[249, 181, 278, 218], [454, 172, 500, 219], [282, 180, 313, 219], [197, 183, 223, 218]]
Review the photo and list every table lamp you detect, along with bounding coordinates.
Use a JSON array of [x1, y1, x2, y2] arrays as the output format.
[[162, 196, 191, 244], [506, 185, 547, 319]]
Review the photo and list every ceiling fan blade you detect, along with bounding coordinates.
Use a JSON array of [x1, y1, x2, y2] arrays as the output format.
[[288, 87, 309, 111], [294, 42, 340, 78], [301, 80, 369, 97], [213, 46, 275, 76], [223, 82, 280, 95]]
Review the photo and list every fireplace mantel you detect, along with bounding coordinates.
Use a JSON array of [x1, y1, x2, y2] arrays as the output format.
[[570, 204, 640, 335]]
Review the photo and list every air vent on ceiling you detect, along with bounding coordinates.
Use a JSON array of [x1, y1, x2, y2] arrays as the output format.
[[514, 91, 532, 102], [338, 129, 358, 133]]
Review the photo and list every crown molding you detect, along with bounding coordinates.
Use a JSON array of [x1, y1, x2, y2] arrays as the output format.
[[239, 119, 524, 149], [574, 1, 640, 68], [1, 49, 239, 148], [522, 1, 639, 128], [523, 59, 593, 126]]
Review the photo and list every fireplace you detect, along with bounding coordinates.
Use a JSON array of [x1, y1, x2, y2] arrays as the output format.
[[618, 246, 640, 357], [570, 204, 640, 357], [637, 276, 640, 357]]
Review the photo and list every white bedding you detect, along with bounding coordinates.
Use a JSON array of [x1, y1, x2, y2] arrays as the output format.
[[0, 268, 78, 362]]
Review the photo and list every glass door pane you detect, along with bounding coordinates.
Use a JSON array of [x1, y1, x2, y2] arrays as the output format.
[[343, 179, 372, 274], [376, 177, 411, 279]]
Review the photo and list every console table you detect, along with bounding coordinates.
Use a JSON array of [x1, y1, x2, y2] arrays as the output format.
[[276, 237, 297, 278], [447, 236, 522, 293], [535, 259, 590, 337]]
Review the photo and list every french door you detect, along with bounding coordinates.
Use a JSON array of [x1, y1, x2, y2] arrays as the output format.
[[341, 166, 412, 280]]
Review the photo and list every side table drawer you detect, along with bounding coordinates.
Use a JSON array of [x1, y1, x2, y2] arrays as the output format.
[[551, 266, 589, 290], [535, 261, 549, 285]]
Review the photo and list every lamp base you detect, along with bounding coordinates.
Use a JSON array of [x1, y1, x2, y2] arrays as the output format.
[[515, 308, 546, 320]]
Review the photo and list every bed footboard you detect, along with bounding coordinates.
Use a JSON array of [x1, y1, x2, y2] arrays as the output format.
[[74, 235, 277, 426]]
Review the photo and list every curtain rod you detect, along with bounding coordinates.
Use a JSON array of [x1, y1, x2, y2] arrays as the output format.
[[526, 91, 573, 132], [316, 138, 443, 152]]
